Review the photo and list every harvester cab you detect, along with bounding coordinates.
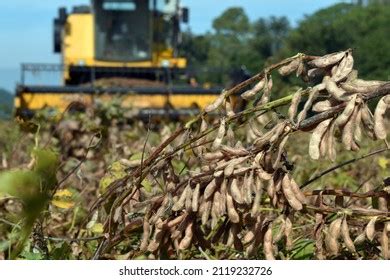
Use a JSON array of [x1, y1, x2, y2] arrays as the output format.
[[15, 0, 227, 118]]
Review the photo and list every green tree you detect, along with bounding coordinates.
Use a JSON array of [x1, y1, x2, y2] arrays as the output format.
[[280, 3, 390, 80], [205, 8, 290, 85]]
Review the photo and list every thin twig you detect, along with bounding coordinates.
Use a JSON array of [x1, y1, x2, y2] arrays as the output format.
[[54, 132, 101, 196], [0, 218, 21, 229], [44, 235, 104, 242], [300, 148, 390, 189], [304, 188, 390, 198]]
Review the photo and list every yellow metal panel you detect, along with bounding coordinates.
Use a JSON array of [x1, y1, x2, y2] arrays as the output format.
[[94, 94, 167, 108], [169, 94, 219, 109], [19, 90, 227, 113], [64, 57, 187, 69], [63, 14, 94, 67], [20, 93, 93, 112], [14, 97, 21, 108]]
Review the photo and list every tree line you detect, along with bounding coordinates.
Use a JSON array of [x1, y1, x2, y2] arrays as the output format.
[[179, 2, 390, 88]]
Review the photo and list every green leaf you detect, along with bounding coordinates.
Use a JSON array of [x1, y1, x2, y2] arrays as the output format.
[[289, 239, 315, 260]]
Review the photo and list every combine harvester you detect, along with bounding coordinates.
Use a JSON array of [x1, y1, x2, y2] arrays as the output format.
[[15, 0, 237, 119]]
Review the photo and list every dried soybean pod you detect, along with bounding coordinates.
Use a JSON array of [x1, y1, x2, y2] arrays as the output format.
[[204, 178, 218, 200], [309, 51, 345, 68], [241, 78, 265, 100], [224, 156, 249, 177], [319, 126, 329, 158], [225, 97, 235, 117], [179, 222, 193, 250], [267, 177, 276, 200], [226, 225, 235, 247], [361, 104, 375, 138], [281, 173, 303, 211], [289, 176, 307, 204], [314, 212, 325, 259], [354, 106, 363, 142], [200, 116, 208, 132], [272, 134, 290, 170], [167, 214, 186, 228], [263, 223, 275, 260], [269, 122, 287, 144], [219, 189, 227, 216], [260, 75, 273, 104], [254, 129, 274, 148], [202, 151, 225, 161], [243, 171, 253, 204], [365, 217, 377, 242], [140, 218, 151, 251], [285, 216, 293, 250], [327, 121, 337, 161], [256, 168, 273, 181], [354, 232, 366, 245], [172, 185, 189, 212], [296, 59, 305, 77], [226, 191, 240, 223], [232, 166, 252, 177], [333, 51, 354, 82], [150, 194, 172, 224], [221, 145, 249, 157], [344, 79, 385, 93], [313, 100, 332, 112], [335, 94, 357, 127], [273, 173, 282, 192], [325, 217, 342, 256], [278, 58, 300, 76], [230, 178, 243, 204], [246, 219, 265, 257], [205, 90, 226, 113], [251, 177, 263, 216], [274, 217, 286, 243], [192, 183, 200, 212], [342, 105, 359, 150], [381, 223, 389, 260], [243, 227, 256, 244], [147, 227, 164, 252], [213, 169, 224, 177], [288, 88, 303, 122], [218, 180, 227, 217], [297, 88, 319, 124], [201, 199, 212, 226], [211, 191, 222, 222], [324, 76, 348, 101], [341, 216, 356, 253], [185, 185, 193, 212], [309, 119, 332, 160], [374, 96, 390, 140], [212, 118, 226, 150]]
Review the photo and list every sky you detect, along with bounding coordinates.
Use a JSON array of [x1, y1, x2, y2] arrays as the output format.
[[0, 0, 348, 91]]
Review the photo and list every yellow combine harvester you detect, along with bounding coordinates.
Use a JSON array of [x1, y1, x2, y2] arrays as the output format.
[[15, 0, 227, 118]]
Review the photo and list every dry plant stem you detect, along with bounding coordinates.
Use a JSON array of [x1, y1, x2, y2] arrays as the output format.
[[304, 188, 390, 199], [55, 132, 102, 195], [184, 53, 318, 129], [300, 148, 389, 189], [44, 235, 104, 242], [306, 205, 390, 217]]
